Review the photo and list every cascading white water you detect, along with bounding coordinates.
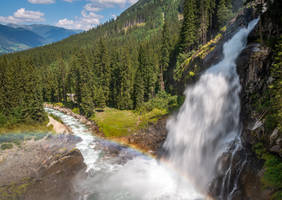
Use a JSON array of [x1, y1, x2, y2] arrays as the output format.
[[163, 18, 259, 194], [45, 18, 259, 200]]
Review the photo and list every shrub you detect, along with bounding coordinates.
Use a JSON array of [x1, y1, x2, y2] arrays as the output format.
[[139, 91, 178, 113], [1, 143, 13, 150], [72, 108, 80, 114], [54, 102, 64, 107]]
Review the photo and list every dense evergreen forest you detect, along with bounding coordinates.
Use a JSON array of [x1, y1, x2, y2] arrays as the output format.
[[0, 0, 272, 128]]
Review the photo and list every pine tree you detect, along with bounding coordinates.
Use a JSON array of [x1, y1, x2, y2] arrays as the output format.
[[217, 0, 233, 28], [179, 0, 197, 53], [95, 86, 106, 108], [138, 44, 158, 101], [76, 51, 95, 117], [159, 16, 170, 91], [95, 39, 111, 104], [133, 68, 145, 109], [21, 59, 45, 122], [116, 49, 133, 110]]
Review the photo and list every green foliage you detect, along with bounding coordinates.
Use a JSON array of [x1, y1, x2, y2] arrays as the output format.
[[179, 0, 197, 53], [72, 107, 80, 114], [0, 56, 47, 128], [217, 0, 233, 28], [138, 91, 178, 113], [252, 142, 266, 158], [251, 36, 282, 133], [0, 112, 7, 127], [92, 107, 167, 137], [253, 143, 282, 199], [271, 191, 282, 200], [54, 102, 64, 107], [261, 153, 282, 189], [1, 143, 13, 150], [92, 108, 139, 137]]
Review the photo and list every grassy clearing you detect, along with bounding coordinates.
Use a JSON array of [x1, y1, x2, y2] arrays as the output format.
[[91, 107, 167, 137]]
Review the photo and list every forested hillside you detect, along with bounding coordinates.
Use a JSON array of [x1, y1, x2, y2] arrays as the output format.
[[0, 0, 254, 127]]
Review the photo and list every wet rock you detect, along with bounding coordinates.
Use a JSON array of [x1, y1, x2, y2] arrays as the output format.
[[0, 135, 85, 200], [270, 128, 279, 145], [270, 145, 281, 156]]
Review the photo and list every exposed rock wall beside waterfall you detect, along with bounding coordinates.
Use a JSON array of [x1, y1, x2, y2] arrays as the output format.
[[235, 1, 282, 199]]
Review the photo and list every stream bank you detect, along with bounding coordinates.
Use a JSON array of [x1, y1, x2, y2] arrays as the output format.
[[44, 103, 168, 156]]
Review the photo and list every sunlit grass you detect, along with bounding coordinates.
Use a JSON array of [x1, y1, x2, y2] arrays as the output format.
[[91, 107, 166, 137]]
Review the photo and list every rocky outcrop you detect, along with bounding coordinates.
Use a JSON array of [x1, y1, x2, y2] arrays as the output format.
[[47, 116, 72, 134], [0, 134, 85, 200], [117, 117, 168, 156]]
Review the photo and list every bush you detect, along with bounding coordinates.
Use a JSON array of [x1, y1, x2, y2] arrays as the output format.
[[261, 153, 282, 189], [72, 107, 80, 114], [54, 102, 64, 107], [139, 91, 178, 113], [1, 143, 13, 150]]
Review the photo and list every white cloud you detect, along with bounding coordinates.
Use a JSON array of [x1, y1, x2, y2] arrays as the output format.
[[63, 0, 75, 2], [56, 9, 103, 30], [28, 0, 55, 4], [111, 14, 117, 20], [84, 3, 102, 12], [0, 8, 45, 24], [56, 0, 138, 30], [89, 0, 138, 7]]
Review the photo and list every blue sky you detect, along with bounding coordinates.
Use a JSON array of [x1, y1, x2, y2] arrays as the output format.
[[0, 0, 138, 30]]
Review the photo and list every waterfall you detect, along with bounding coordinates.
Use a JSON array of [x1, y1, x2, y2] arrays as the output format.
[[44, 18, 259, 200], [163, 18, 259, 195]]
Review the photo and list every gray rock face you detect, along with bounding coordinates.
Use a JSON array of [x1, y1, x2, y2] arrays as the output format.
[[0, 134, 85, 200], [233, 2, 282, 199]]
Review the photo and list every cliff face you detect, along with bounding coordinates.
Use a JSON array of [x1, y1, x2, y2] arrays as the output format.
[[235, 1, 282, 199]]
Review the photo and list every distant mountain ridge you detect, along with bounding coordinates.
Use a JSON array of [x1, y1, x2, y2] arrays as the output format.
[[0, 24, 82, 54]]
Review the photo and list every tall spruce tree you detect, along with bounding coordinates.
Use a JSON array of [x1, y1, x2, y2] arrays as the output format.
[[116, 49, 133, 110], [96, 39, 111, 104], [179, 0, 197, 53], [133, 66, 145, 109], [216, 0, 233, 28], [76, 51, 95, 117], [159, 15, 170, 91]]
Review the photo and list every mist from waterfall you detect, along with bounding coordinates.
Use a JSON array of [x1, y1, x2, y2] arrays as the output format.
[[163, 18, 259, 193]]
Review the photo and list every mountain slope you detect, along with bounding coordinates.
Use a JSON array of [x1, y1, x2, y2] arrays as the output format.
[[8, 24, 81, 43], [0, 24, 45, 54], [0, 24, 81, 54]]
